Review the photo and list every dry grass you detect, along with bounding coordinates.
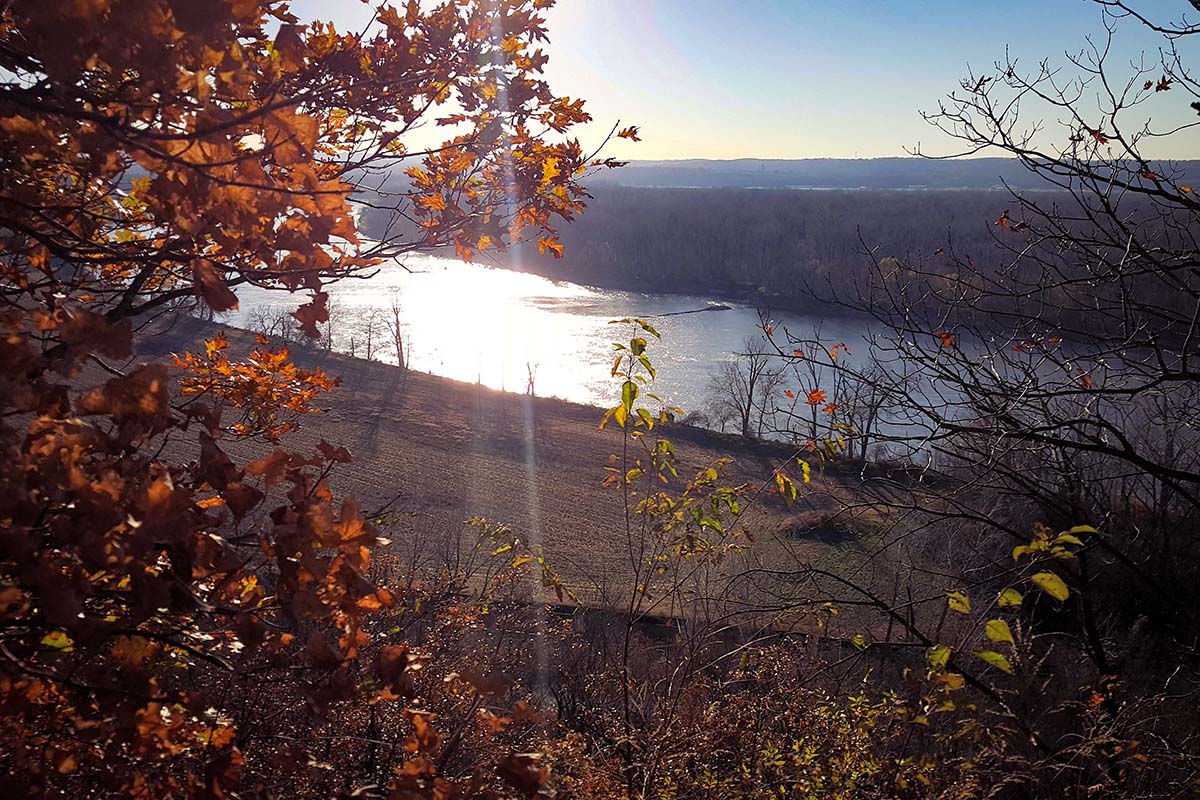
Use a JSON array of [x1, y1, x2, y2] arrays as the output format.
[[128, 315, 909, 619]]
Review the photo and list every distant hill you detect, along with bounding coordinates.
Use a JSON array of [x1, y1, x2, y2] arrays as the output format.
[[585, 157, 1200, 191]]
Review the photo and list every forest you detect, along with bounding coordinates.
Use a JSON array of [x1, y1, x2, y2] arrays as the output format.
[[2, 1, 1200, 799], [361, 185, 1019, 305], [580, 156, 1200, 191], [485, 186, 1043, 307]]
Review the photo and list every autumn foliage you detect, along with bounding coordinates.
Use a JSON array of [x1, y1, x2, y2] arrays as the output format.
[[0, 0, 617, 796], [8, 0, 1200, 797]]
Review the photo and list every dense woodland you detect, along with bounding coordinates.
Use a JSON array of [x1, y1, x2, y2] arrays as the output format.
[[508, 187, 1038, 304], [364, 183, 1195, 325], [581, 156, 1200, 191], [362, 185, 1021, 304], [3, 1, 1200, 799]]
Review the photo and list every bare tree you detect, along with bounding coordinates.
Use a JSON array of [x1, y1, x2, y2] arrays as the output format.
[[525, 361, 538, 396], [320, 297, 342, 352], [705, 335, 784, 438], [388, 292, 406, 369], [246, 304, 300, 343], [764, 326, 914, 463], [355, 308, 383, 362], [744, 6, 1200, 792]]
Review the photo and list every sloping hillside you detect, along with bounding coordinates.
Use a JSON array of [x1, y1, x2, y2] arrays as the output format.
[[129, 315, 906, 622]]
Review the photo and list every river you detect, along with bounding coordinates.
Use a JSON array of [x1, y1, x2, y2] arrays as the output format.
[[222, 254, 870, 417]]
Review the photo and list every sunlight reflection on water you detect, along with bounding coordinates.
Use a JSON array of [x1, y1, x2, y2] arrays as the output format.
[[223, 254, 868, 413]]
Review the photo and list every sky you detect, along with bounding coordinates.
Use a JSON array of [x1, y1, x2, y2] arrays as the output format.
[[296, 0, 1200, 160]]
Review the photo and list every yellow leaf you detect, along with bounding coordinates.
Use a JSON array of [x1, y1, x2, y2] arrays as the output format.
[[774, 471, 797, 504], [40, 631, 73, 650], [974, 650, 1013, 674], [997, 588, 1023, 608], [927, 644, 951, 671], [1032, 571, 1069, 602], [940, 672, 965, 691], [947, 591, 970, 614], [985, 619, 1014, 645]]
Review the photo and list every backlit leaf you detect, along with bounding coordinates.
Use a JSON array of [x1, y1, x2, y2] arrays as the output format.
[[40, 631, 73, 650], [621, 380, 638, 412]]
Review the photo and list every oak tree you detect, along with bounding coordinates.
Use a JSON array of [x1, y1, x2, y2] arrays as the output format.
[[0, 0, 623, 795]]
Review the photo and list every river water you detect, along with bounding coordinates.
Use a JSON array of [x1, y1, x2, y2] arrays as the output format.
[[223, 254, 869, 416]]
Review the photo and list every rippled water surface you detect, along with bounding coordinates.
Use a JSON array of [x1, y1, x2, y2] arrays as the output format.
[[225, 255, 869, 412]]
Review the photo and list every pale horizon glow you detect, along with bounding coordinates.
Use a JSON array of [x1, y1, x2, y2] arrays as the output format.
[[294, 0, 1200, 161]]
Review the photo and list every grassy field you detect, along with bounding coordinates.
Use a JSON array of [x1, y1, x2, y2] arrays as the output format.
[[131, 315, 910, 628]]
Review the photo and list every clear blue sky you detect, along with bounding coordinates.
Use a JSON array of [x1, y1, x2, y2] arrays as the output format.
[[298, 0, 1200, 159]]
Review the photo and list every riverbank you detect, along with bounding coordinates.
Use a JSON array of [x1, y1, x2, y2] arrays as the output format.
[[412, 241, 876, 321], [134, 315, 907, 616]]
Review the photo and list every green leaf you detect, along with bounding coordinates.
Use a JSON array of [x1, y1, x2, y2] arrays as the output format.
[[638, 353, 656, 379], [927, 644, 951, 671], [997, 588, 1023, 608], [1052, 533, 1084, 547], [974, 650, 1013, 674], [1032, 571, 1069, 602], [621, 380, 638, 412], [636, 408, 654, 429], [1068, 524, 1097, 535], [625, 468, 643, 482], [637, 319, 661, 338], [947, 591, 971, 614], [630, 337, 646, 356], [985, 619, 1014, 645]]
